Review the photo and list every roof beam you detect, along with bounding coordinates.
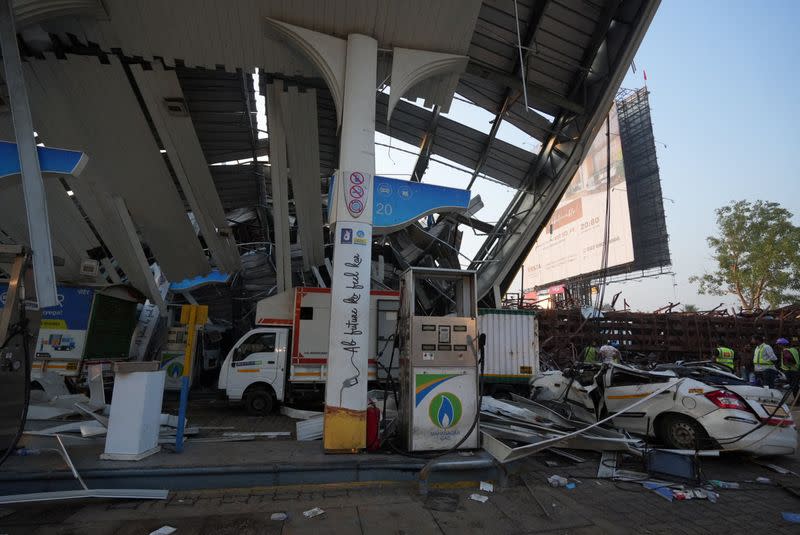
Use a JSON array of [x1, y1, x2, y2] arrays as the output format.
[[463, 61, 584, 116], [471, 0, 653, 304], [519, 0, 622, 193], [447, 212, 494, 234], [465, 0, 551, 190], [409, 105, 441, 182]]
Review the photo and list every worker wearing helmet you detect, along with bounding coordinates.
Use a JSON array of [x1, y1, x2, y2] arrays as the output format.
[[598, 342, 621, 364], [776, 338, 799, 397], [752, 334, 778, 388], [713, 339, 735, 371]]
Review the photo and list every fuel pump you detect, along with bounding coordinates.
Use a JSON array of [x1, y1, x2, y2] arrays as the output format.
[[397, 268, 479, 452], [0, 245, 38, 466]]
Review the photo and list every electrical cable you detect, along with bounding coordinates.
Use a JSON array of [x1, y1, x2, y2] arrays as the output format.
[[0, 309, 32, 468]]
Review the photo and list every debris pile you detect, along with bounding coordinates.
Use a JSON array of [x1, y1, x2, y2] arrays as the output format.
[[479, 395, 644, 463]]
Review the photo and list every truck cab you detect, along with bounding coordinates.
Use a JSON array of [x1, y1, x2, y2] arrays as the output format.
[[218, 327, 290, 414]]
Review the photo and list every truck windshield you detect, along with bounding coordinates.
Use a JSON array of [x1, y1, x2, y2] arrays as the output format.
[[234, 332, 276, 361]]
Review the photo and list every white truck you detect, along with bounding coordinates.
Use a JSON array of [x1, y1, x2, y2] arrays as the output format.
[[218, 287, 539, 414], [217, 287, 400, 414]]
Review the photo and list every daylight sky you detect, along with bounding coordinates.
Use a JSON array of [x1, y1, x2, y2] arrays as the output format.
[[374, 0, 800, 312]]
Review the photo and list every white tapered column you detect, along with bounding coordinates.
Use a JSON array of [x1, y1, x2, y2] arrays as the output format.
[[324, 34, 377, 452]]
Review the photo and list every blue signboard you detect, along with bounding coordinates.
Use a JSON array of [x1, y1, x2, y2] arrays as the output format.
[[0, 284, 94, 330], [169, 269, 231, 292], [329, 175, 470, 233], [0, 140, 88, 179]]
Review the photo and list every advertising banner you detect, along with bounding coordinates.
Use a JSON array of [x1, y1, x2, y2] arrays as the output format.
[[523, 107, 634, 288], [0, 284, 94, 361]]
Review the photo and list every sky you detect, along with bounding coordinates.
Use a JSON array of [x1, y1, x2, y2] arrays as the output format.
[[374, 0, 800, 313]]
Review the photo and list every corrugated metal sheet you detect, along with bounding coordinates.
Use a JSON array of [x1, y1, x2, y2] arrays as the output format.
[[478, 309, 539, 378], [377, 93, 535, 188], [24, 54, 210, 282]]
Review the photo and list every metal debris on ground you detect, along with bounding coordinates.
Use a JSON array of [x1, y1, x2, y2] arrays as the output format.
[[296, 415, 324, 441], [149, 526, 177, 535], [754, 460, 797, 476], [221, 432, 291, 439], [708, 480, 739, 489], [597, 451, 618, 478], [479, 481, 494, 493], [0, 489, 169, 505], [0, 432, 169, 505], [280, 406, 323, 420], [468, 493, 488, 503], [479, 384, 681, 463], [643, 482, 674, 502], [303, 507, 325, 518]]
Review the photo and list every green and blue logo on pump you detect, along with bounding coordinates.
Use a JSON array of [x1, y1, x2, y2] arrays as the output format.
[[428, 392, 463, 430]]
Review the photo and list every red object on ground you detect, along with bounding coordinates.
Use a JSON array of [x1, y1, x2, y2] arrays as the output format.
[[366, 403, 381, 451]]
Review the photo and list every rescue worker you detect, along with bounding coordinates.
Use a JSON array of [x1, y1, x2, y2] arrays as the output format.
[[581, 339, 600, 363], [598, 342, 621, 364], [713, 340, 735, 371], [752, 334, 778, 388], [776, 338, 800, 397]]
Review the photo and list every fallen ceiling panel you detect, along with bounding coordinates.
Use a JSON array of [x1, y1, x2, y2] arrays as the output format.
[[28, 0, 482, 118], [130, 63, 241, 273], [24, 54, 209, 282], [0, 115, 103, 283], [0, 177, 102, 283], [278, 86, 325, 269]]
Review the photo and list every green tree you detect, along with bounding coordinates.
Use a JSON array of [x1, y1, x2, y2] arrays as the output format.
[[689, 200, 800, 310], [683, 304, 698, 313]]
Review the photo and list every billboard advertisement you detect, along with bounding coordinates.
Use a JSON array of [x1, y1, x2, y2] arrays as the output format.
[[522, 106, 634, 289]]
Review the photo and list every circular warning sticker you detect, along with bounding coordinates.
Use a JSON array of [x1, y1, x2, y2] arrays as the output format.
[[350, 184, 365, 198], [348, 199, 364, 215]]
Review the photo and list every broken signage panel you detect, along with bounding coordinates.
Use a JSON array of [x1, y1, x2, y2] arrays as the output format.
[[328, 175, 470, 233], [0, 141, 87, 178]]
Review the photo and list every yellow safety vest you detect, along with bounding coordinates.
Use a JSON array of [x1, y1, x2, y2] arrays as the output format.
[[782, 347, 800, 372], [715, 347, 734, 369], [583, 346, 598, 363], [753, 343, 775, 367]]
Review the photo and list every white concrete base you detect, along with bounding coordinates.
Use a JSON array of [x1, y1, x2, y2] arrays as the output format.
[[100, 445, 161, 461]]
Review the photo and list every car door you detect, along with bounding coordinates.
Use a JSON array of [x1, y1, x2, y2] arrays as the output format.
[[602, 366, 673, 435], [229, 330, 280, 398]]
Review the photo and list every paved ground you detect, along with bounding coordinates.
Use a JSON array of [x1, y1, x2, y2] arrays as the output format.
[[3, 447, 800, 535], [6, 402, 800, 533]]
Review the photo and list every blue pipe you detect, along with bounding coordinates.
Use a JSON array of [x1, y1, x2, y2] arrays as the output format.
[[174, 376, 190, 453]]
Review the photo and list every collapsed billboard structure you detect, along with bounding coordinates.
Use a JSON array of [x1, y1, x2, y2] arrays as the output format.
[[521, 87, 670, 306]]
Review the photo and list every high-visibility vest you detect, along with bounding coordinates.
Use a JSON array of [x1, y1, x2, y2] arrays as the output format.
[[583, 346, 598, 363], [782, 348, 800, 372], [753, 343, 775, 367], [715, 347, 734, 369]]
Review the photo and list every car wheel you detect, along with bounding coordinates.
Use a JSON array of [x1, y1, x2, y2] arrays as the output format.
[[244, 388, 274, 416], [660, 414, 709, 449]]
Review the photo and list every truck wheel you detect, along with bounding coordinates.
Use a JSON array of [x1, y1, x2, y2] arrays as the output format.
[[244, 388, 274, 416], [659, 414, 709, 449]]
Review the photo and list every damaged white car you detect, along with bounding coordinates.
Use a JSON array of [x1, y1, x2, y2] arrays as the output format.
[[531, 362, 797, 456]]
